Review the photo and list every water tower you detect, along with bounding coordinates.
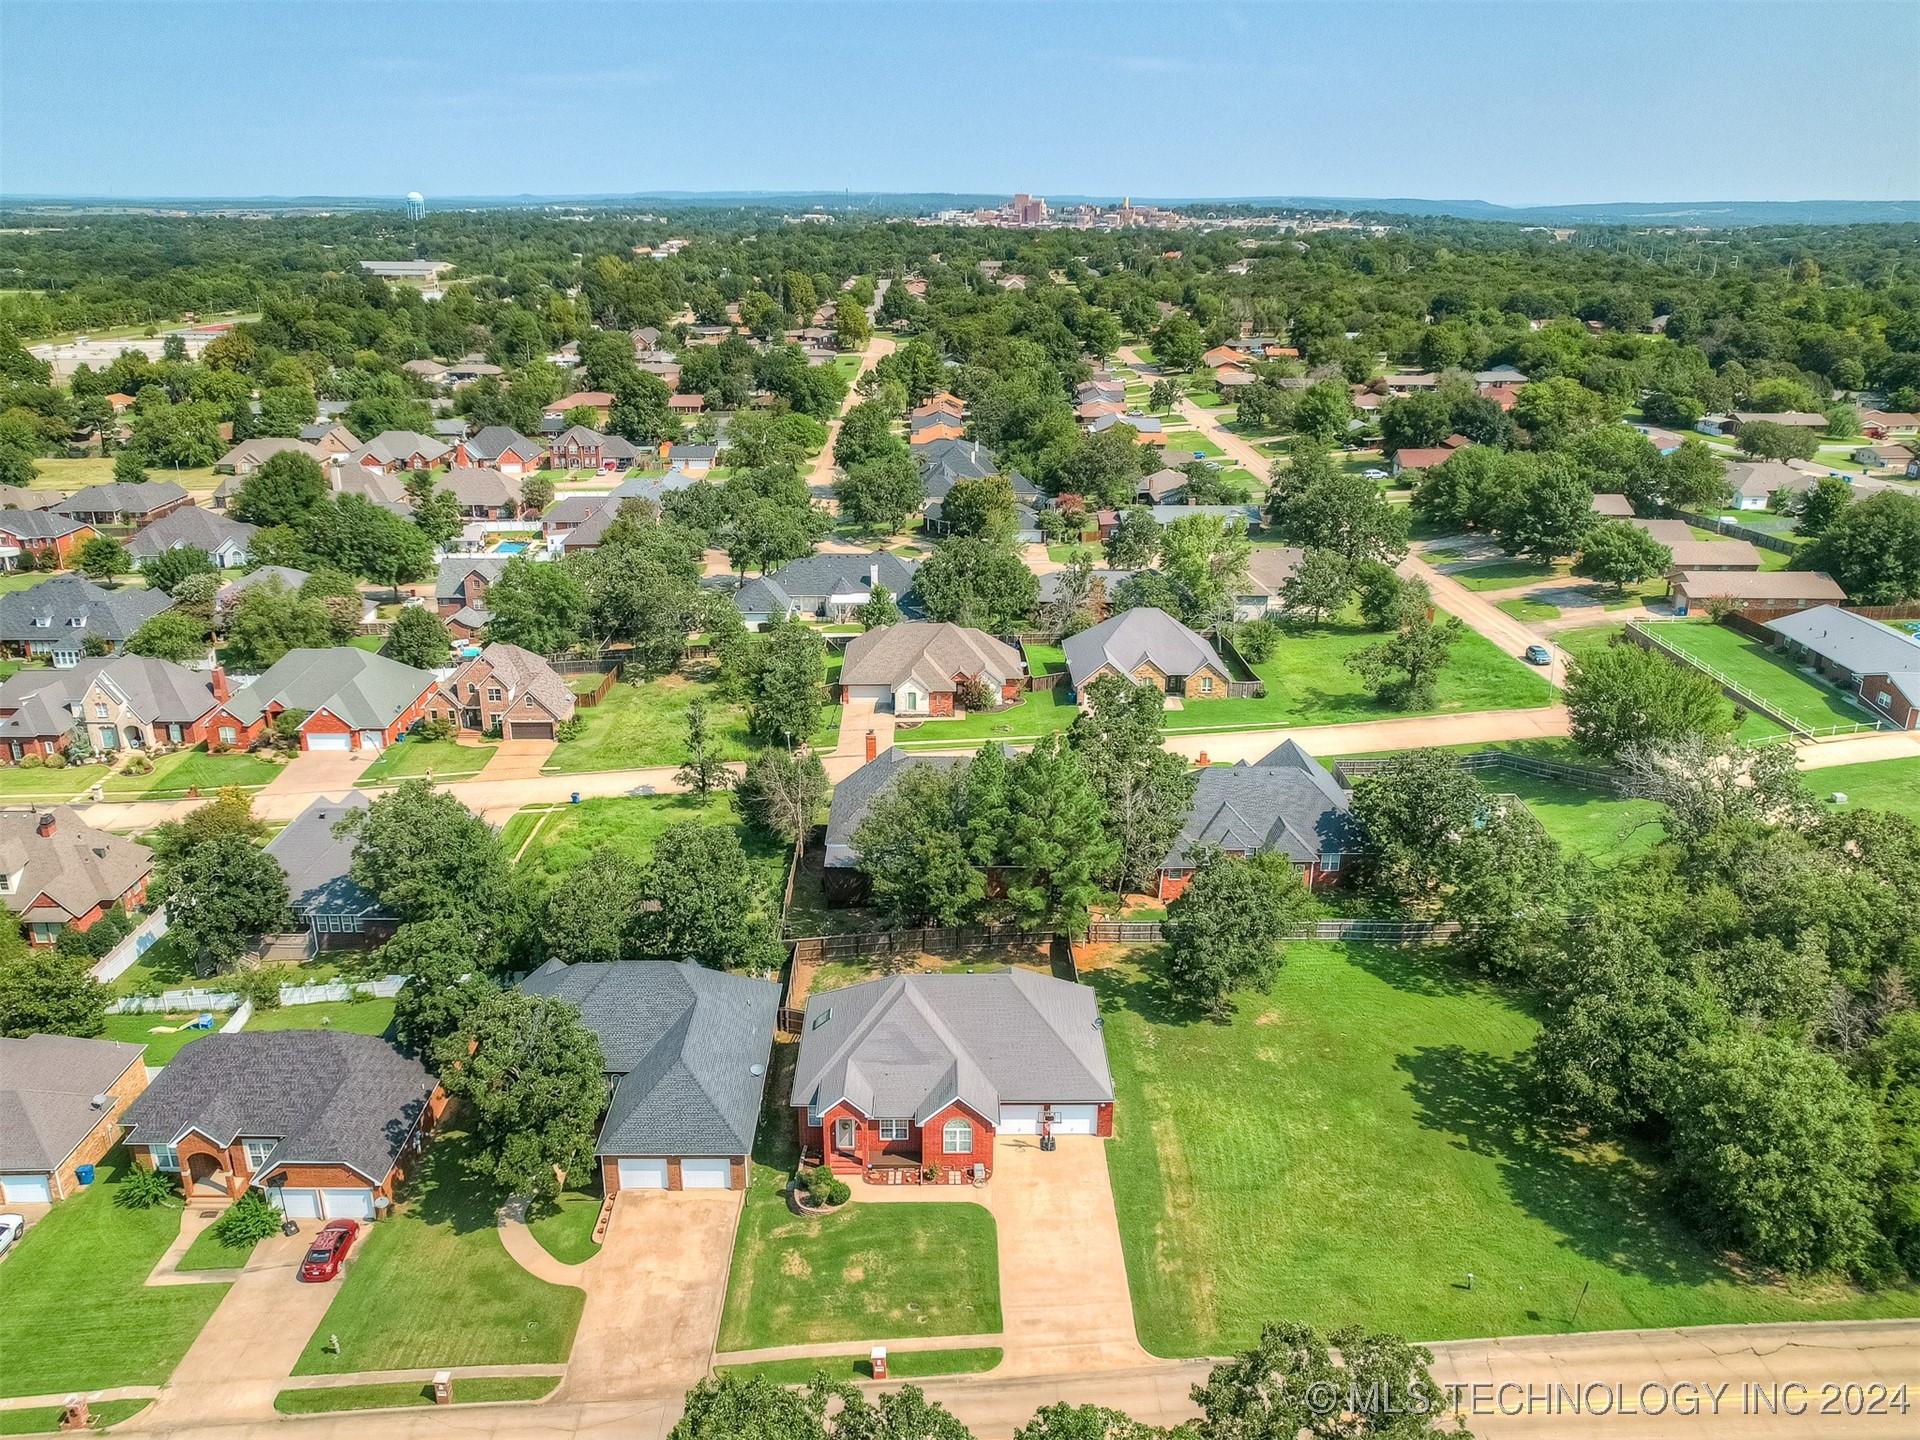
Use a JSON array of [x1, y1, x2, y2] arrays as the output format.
[[405, 191, 426, 221]]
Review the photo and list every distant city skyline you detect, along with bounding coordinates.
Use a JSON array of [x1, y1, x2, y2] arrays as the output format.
[[3, 1, 1916, 205]]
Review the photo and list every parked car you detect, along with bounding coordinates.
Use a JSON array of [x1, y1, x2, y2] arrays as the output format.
[[1363, 468, 1388, 479], [298, 1219, 360, 1282], [1524, 644, 1552, 666], [0, 1213, 24, 1258]]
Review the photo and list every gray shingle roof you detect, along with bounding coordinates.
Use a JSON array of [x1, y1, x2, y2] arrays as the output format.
[[0, 1035, 147, 1172], [439, 468, 520, 508], [220, 647, 437, 730], [519, 960, 777, 1157], [823, 747, 972, 861], [264, 792, 392, 921], [914, 439, 1037, 503], [464, 426, 542, 464], [436, 555, 512, 604], [218, 566, 309, 610], [0, 656, 219, 742], [120, 1031, 434, 1185], [0, 508, 87, 542], [441, 644, 573, 722], [745, 550, 918, 612], [1062, 607, 1224, 691], [791, 971, 1113, 1126], [0, 575, 173, 646], [1766, 605, 1920, 681], [840, 622, 1022, 695], [347, 431, 450, 467], [126, 505, 257, 559], [0, 807, 152, 925], [51, 481, 189, 519], [1164, 739, 1356, 870]]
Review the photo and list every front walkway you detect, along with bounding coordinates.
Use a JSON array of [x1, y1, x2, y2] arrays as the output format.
[[497, 1196, 593, 1285]]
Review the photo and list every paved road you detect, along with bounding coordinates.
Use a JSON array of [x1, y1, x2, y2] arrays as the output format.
[[121, 1320, 1920, 1439], [808, 332, 895, 490]]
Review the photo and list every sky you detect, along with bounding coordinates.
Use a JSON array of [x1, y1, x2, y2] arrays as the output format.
[[3, 1, 1917, 205]]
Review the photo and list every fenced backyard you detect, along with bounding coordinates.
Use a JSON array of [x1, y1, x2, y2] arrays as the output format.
[[1626, 619, 1883, 738]]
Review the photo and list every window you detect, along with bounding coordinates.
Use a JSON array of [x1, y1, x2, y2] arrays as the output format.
[[31, 616, 48, 628], [94, 702, 108, 719], [942, 1119, 972, 1154], [878, 1119, 910, 1141], [486, 686, 502, 703], [242, 1138, 276, 1170], [1199, 675, 1215, 694], [806, 1098, 821, 1127], [218, 726, 237, 745], [168, 724, 182, 744], [30, 922, 58, 944], [151, 1145, 179, 1173], [1319, 850, 1343, 871], [66, 616, 85, 628]]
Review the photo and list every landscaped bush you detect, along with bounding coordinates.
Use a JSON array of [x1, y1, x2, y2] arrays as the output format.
[[555, 716, 584, 742], [211, 1189, 281, 1247], [115, 1165, 179, 1209], [121, 753, 154, 776], [415, 717, 456, 742], [1232, 618, 1280, 663], [43, 752, 66, 769], [232, 964, 295, 1011], [17, 753, 43, 769], [803, 1164, 850, 1208]]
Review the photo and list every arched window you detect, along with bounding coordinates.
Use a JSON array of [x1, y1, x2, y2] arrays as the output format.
[[942, 1118, 972, 1154]]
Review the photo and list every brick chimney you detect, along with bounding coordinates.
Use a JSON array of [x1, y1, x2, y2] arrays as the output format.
[[210, 664, 228, 703], [36, 812, 55, 838], [865, 729, 877, 763]]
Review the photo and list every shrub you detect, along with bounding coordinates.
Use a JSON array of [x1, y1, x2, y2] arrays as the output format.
[[232, 964, 295, 1010], [415, 716, 456, 742], [115, 1165, 179, 1209], [43, 752, 66, 769], [1232, 618, 1280, 664], [211, 1189, 282, 1248], [803, 1164, 850, 1207], [121, 752, 154, 776], [556, 716, 585, 742], [17, 753, 43, 770]]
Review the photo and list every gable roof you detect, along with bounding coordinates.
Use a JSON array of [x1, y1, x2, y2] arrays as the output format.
[[1063, 607, 1224, 689], [438, 468, 520, 507], [751, 550, 918, 607], [349, 431, 451, 467], [126, 505, 257, 559], [823, 747, 972, 861], [1765, 604, 1920, 681], [1165, 739, 1356, 869], [263, 792, 392, 921], [0, 656, 219, 741], [914, 438, 1039, 503], [220, 647, 437, 730], [840, 622, 1023, 694], [519, 960, 777, 1157], [463, 426, 543, 464], [0, 508, 88, 542], [436, 554, 512, 603], [0, 807, 152, 924], [1591, 493, 1635, 517], [0, 575, 173, 645], [1674, 569, 1847, 601], [443, 643, 574, 721], [791, 970, 1113, 1125], [51, 481, 188, 518], [0, 1035, 147, 1172], [120, 1031, 435, 1184], [217, 437, 318, 471], [1725, 460, 1810, 499]]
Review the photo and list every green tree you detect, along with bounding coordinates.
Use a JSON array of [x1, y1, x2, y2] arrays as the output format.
[[76, 535, 130, 581], [542, 848, 647, 966], [1346, 608, 1462, 709], [638, 822, 782, 971], [676, 700, 733, 802], [385, 605, 451, 669], [735, 747, 829, 847], [125, 608, 208, 663], [141, 544, 218, 595], [1267, 446, 1409, 565], [1348, 749, 1489, 900], [167, 834, 293, 972], [1565, 642, 1731, 760], [916, 535, 1039, 631], [220, 577, 341, 670], [851, 761, 985, 925], [833, 294, 871, 351], [748, 621, 824, 745], [1513, 375, 1609, 446], [1492, 457, 1592, 560], [1150, 313, 1204, 371], [483, 555, 587, 655], [1796, 491, 1920, 603], [833, 451, 923, 536], [1188, 1320, 1457, 1439], [1291, 380, 1352, 445], [384, 919, 498, 1053], [856, 585, 899, 630], [1572, 520, 1671, 590], [302, 493, 434, 593], [406, 481, 462, 549], [232, 451, 328, 527], [1067, 673, 1196, 893], [1000, 735, 1116, 933], [940, 473, 1018, 540], [340, 779, 516, 925], [1796, 474, 1853, 538], [1278, 547, 1352, 623], [1162, 849, 1311, 1015], [1015, 1404, 1164, 1440], [1735, 420, 1819, 462], [436, 988, 606, 1202], [0, 947, 104, 1037], [1159, 513, 1251, 623], [1101, 508, 1162, 571]]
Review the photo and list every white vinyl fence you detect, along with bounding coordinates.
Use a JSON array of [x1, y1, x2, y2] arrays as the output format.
[[106, 974, 409, 1015], [89, 907, 170, 984]]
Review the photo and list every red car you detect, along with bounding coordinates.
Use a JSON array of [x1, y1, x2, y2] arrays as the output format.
[[298, 1219, 360, 1282]]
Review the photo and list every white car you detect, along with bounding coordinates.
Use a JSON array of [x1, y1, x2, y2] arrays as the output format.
[[0, 1213, 24, 1258], [1363, 468, 1388, 480]]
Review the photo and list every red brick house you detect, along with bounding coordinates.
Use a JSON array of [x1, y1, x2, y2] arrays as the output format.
[[837, 621, 1024, 717], [0, 1035, 149, 1204], [431, 643, 575, 741], [0, 808, 152, 946], [455, 426, 545, 476], [543, 391, 615, 427], [207, 647, 437, 755], [791, 970, 1114, 1185], [0, 509, 94, 569], [121, 1031, 445, 1222], [1157, 740, 1357, 900]]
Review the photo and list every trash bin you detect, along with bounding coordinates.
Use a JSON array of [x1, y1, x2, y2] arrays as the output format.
[[75, 1163, 94, 1186], [571, 792, 580, 804]]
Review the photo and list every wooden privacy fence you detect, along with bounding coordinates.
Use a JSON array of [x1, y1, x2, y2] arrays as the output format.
[[789, 924, 1054, 965], [570, 667, 620, 708]]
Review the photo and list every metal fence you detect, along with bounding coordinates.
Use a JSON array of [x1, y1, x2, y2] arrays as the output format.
[[1333, 749, 1640, 795], [1670, 509, 1801, 556], [107, 974, 408, 1014]]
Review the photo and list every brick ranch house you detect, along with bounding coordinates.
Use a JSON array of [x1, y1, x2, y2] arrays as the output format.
[[0, 655, 227, 763], [837, 621, 1024, 717], [1062, 606, 1233, 701], [1765, 605, 1920, 731], [520, 959, 777, 1194], [792, 970, 1114, 1185], [0, 509, 94, 570], [207, 646, 437, 754], [431, 642, 576, 741], [120, 1030, 445, 1222], [1157, 740, 1359, 900], [0, 807, 152, 946], [0, 1035, 149, 1204]]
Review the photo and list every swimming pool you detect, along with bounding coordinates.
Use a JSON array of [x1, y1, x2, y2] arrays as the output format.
[[492, 541, 528, 554]]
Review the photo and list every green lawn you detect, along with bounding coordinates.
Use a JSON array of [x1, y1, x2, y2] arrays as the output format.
[[1640, 622, 1879, 730], [1496, 597, 1561, 622], [177, 1219, 264, 1272], [541, 669, 847, 774], [246, 997, 395, 1038], [1807, 756, 1920, 822], [718, 1348, 1003, 1384], [1555, 624, 1624, 666], [273, 1377, 560, 1415], [892, 685, 1081, 748], [290, 1129, 585, 1375], [1447, 558, 1563, 592], [1021, 641, 1067, 675], [357, 736, 497, 784], [98, 747, 282, 799], [513, 793, 788, 901], [719, 1045, 1002, 1351], [0, 1153, 230, 1397], [0, 1400, 151, 1434], [1099, 945, 1920, 1358], [1484, 770, 1668, 868], [1161, 430, 1225, 458], [0, 762, 90, 800], [99, 1010, 219, 1064], [526, 1183, 604, 1266]]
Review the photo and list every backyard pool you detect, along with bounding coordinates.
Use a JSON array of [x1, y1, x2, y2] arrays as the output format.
[[492, 541, 528, 554]]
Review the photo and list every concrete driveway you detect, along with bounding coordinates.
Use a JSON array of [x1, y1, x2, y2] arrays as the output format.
[[557, 1188, 743, 1402], [140, 1224, 340, 1425], [475, 739, 555, 782]]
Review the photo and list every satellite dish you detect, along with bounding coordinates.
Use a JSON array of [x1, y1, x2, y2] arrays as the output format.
[[91, 1093, 111, 1109], [750, 1064, 765, 1077]]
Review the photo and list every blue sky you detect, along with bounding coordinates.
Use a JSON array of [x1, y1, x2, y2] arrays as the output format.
[[4, 1, 1915, 204]]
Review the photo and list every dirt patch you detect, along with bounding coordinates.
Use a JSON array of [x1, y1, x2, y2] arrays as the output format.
[[780, 1249, 812, 1280]]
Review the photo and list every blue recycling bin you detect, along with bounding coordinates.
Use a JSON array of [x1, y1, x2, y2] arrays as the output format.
[[75, 1163, 95, 1186], [571, 792, 580, 804]]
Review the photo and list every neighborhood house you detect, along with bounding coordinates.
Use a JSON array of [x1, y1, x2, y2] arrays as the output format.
[[1765, 606, 1920, 730], [1062, 607, 1232, 699], [263, 792, 400, 949], [0, 807, 152, 945], [432, 643, 575, 741], [1158, 741, 1358, 898], [0, 1034, 149, 1204], [838, 622, 1024, 716], [207, 647, 437, 754]]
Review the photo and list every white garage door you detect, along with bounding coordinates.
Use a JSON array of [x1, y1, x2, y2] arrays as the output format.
[[0, 1173, 51, 1203], [1049, 1105, 1099, 1135], [304, 732, 351, 752], [272, 1188, 321, 1218], [680, 1157, 731, 1190], [357, 731, 385, 753], [321, 1189, 375, 1220], [617, 1157, 668, 1190], [999, 1105, 1042, 1135]]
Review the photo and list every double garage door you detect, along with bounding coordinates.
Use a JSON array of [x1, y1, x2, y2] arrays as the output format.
[[615, 1156, 733, 1190], [507, 721, 554, 741], [0, 1173, 52, 1204], [999, 1104, 1099, 1136], [268, 1187, 375, 1220]]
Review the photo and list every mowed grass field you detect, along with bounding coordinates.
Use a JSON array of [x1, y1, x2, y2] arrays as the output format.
[[1643, 621, 1878, 729], [1096, 944, 1920, 1356], [509, 793, 789, 896]]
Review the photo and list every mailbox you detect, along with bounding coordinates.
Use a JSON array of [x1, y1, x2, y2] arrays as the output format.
[[432, 1371, 453, 1405], [869, 1346, 888, 1380]]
